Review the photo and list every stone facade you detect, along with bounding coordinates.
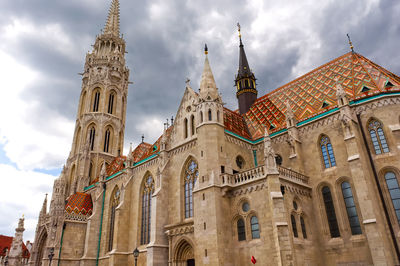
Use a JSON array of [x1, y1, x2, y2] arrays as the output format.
[[29, 1, 400, 265]]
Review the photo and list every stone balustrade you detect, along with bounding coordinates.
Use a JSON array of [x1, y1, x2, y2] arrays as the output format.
[[220, 165, 309, 187]]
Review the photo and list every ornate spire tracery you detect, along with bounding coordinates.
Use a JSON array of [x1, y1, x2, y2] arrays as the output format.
[[104, 0, 120, 37]]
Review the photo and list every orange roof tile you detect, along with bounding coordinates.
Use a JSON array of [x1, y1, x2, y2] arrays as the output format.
[[65, 192, 93, 216]]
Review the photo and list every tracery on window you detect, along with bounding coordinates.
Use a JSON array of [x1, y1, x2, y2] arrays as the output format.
[[320, 135, 336, 168], [89, 126, 96, 151], [104, 128, 111, 153], [107, 92, 115, 114], [92, 91, 100, 112], [184, 160, 198, 218], [108, 187, 120, 251], [368, 119, 389, 154], [141, 175, 154, 245]]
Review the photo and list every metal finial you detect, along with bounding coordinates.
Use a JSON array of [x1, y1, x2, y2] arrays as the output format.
[[141, 134, 144, 143], [204, 44, 208, 55], [347, 33, 354, 53], [237, 22, 241, 39], [171, 116, 174, 125]]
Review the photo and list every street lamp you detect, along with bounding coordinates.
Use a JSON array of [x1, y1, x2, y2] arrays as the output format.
[[133, 248, 139, 266], [48, 247, 54, 266]]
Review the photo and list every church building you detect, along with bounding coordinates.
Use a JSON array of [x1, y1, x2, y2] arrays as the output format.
[[29, 0, 400, 265]]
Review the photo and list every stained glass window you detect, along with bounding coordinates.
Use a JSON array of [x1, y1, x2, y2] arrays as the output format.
[[320, 136, 336, 168], [368, 120, 389, 154], [141, 176, 154, 245], [184, 160, 198, 218]]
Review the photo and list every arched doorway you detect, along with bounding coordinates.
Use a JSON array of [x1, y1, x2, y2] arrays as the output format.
[[173, 239, 195, 266], [35, 230, 47, 266]]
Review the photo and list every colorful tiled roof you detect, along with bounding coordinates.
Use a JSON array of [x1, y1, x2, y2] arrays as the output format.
[[0, 235, 30, 259], [224, 52, 400, 140], [106, 155, 126, 176], [131, 142, 152, 163], [223, 107, 251, 139], [65, 192, 93, 216]]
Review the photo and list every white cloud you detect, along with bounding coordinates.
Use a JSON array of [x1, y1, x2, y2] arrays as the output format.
[[0, 50, 74, 170], [0, 163, 55, 242]]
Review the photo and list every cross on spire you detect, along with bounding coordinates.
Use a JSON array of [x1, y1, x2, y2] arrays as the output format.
[[104, 0, 120, 37]]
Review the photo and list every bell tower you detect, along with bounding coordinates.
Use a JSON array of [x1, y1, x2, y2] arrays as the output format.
[[66, 0, 130, 193], [235, 24, 257, 114]]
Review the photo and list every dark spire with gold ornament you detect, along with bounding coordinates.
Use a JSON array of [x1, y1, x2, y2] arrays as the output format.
[[235, 23, 257, 114]]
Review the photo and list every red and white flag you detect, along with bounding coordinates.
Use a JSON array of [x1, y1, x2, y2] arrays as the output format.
[[251, 256, 257, 264]]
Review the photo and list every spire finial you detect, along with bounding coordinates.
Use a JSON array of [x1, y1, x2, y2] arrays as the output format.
[[141, 134, 144, 143], [237, 22, 242, 39], [204, 44, 208, 55], [103, 0, 120, 37], [347, 33, 354, 53]]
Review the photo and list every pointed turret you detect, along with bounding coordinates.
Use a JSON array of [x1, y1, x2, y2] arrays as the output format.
[[199, 44, 220, 101], [235, 24, 257, 114], [103, 0, 120, 37], [40, 194, 48, 217]]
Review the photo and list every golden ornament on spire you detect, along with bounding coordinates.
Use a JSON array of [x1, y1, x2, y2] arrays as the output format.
[[204, 43, 208, 55], [347, 33, 354, 53], [237, 22, 242, 39]]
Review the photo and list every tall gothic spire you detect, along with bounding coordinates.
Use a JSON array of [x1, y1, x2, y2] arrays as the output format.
[[103, 0, 120, 37], [199, 44, 219, 100], [235, 23, 257, 114]]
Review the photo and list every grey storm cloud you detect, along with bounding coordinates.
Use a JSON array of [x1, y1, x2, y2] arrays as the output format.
[[0, 0, 399, 158]]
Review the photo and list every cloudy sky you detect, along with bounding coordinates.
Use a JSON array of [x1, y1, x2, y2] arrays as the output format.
[[0, 0, 399, 242]]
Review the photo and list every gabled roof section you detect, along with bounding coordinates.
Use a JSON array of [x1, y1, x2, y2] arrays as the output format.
[[132, 142, 152, 163], [65, 192, 93, 216], [240, 52, 400, 137], [223, 107, 251, 139]]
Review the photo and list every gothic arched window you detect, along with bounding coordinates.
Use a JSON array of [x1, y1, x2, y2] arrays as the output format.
[[107, 92, 115, 114], [291, 214, 298, 238], [191, 115, 195, 136], [237, 218, 246, 241], [184, 159, 198, 218], [104, 128, 111, 153], [200, 111, 203, 123], [208, 109, 212, 121], [184, 118, 188, 138], [250, 216, 260, 239], [300, 216, 307, 239], [384, 172, 400, 225], [368, 119, 389, 154], [322, 186, 340, 237], [140, 175, 154, 245], [341, 182, 362, 235], [92, 91, 100, 112], [108, 187, 120, 251], [320, 135, 336, 168], [89, 126, 96, 151]]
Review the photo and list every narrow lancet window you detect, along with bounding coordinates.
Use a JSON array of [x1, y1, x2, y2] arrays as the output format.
[[141, 175, 154, 245], [237, 218, 246, 241], [291, 215, 298, 238], [251, 216, 260, 239], [108, 93, 115, 114], [93, 91, 100, 112], [104, 129, 111, 153], [384, 172, 400, 224], [184, 160, 198, 218], [108, 187, 120, 251], [89, 127, 96, 151], [322, 186, 340, 237], [341, 182, 362, 235]]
